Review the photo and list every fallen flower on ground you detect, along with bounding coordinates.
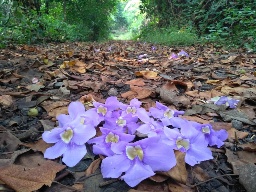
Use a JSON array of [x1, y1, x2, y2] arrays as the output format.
[[149, 101, 184, 126], [189, 122, 228, 148], [87, 128, 135, 156], [101, 136, 176, 187], [178, 50, 189, 57], [208, 96, 240, 108], [163, 119, 213, 166], [42, 102, 96, 167]]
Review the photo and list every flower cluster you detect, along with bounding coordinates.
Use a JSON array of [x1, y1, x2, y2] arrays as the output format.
[[43, 97, 228, 187]]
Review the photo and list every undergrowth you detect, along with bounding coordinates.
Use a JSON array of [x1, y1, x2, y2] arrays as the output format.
[[138, 26, 198, 46]]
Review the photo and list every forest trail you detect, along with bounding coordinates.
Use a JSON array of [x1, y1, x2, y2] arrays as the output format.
[[0, 41, 255, 192]]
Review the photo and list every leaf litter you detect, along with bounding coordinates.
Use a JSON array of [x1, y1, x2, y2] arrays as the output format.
[[0, 41, 255, 191]]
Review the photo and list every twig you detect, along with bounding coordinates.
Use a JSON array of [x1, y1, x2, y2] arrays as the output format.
[[189, 173, 238, 187], [99, 179, 119, 188]]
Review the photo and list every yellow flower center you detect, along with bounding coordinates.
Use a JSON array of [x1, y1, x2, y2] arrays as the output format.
[[164, 109, 174, 119], [176, 137, 190, 150], [126, 106, 136, 114], [202, 126, 210, 134], [116, 117, 126, 127], [61, 128, 73, 143], [126, 145, 144, 161], [105, 132, 119, 143], [97, 106, 107, 116]]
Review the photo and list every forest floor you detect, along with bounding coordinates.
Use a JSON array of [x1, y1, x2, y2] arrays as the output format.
[[0, 41, 255, 192]]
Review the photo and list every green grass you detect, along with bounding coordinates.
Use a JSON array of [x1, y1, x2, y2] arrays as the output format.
[[138, 26, 198, 46]]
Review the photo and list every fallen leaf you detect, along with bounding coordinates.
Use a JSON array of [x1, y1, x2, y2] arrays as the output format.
[[85, 158, 102, 177], [125, 78, 145, 86], [227, 128, 249, 142], [164, 151, 188, 184], [135, 71, 158, 79], [0, 160, 65, 192], [0, 95, 13, 107], [168, 182, 193, 192], [239, 142, 256, 152], [21, 139, 53, 153], [130, 85, 152, 99]]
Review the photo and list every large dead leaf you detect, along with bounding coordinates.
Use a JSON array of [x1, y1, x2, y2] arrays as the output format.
[[164, 151, 188, 184], [0, 160, 65, 192]]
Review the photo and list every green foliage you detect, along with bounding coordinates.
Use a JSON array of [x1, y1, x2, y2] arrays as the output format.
[[139, 25, 198, 46], [139, 0, 256, 50], [65, 0, 117, 41], [0, 0, 118, 47], [201, 1, 256, 51]]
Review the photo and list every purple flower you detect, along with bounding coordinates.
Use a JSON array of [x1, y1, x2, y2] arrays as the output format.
[[89, 96, 124, 122], [138, 54, 148, 59], [101, 136, 176, 187], [123, 98, 149, 121], [87, 128, 135, 156], [178, 50, 189, 57], [214, 96, 239, 108], [169, 53, 178, 60], [42, 102, 96, 167], [151, 46, 156, 51], [163, 119, 213, 166], [137, 116, 165, 137], [103, 110, 140, 134], [190, 122, 228, 148], [149, 102, 184, 126]]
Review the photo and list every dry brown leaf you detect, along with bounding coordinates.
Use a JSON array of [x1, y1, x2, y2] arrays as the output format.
[[227, 128, 249, 142], [120, 90, 137, 99], [168, 182, 193, 192], [182, 116, 209, 124], [130, 85, 152, 99], [192, 166, 210, 182], [125, 78, 145, 86], [135, 71, 158, 79], [41, 100, 69, 113], [237, 151, 256, 164], [0, 161, 65, 192], [136, 179, 168, 192], [0, 95, 13, 107], [85, 158, 102, 177], [239, 142, 256, 152], [21, 139, 53, 153], [220, 55, 238, 63], [164, 151, 187, 184], [149, 174, 169, 183], [210, 122, 232, 131]]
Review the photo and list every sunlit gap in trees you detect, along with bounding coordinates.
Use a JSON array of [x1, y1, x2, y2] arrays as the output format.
[[110, 0, 145, 40]]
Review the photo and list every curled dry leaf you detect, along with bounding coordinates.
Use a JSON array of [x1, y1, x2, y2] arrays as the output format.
[[85, 158, 102, 177]]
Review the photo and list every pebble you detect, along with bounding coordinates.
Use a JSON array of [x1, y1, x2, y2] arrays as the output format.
[[108, 88, 118, 96]]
